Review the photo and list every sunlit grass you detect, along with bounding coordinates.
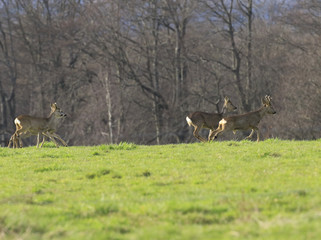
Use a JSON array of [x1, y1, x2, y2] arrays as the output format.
[[0, 139, 320, 239]]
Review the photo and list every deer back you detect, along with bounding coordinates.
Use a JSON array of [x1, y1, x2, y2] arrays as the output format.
[[222, 110, 262, 131], [15, 103, 67, 133], [188, 111, 223, 129], [221, 95, 276, 131], [15, 115, 50, 132]]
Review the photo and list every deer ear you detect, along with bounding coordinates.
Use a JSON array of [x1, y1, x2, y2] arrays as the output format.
[[261, 97, 267, 105], [51, 103, 57, 109]]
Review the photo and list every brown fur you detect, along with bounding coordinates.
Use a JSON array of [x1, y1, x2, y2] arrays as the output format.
[[8, 103, 67, 148], [209, 95, 276, 142], [186, 97, 237, 142]]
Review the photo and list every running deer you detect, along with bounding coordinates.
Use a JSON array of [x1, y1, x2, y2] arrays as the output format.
[[208, 95, 276, 142], [186, 97, 237, 142], [8, 103, 67, 148]]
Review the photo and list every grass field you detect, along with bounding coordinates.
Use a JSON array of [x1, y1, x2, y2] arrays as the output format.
[[0, 139, 321, 240]]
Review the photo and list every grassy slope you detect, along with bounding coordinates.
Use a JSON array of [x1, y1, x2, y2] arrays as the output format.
[[0, 139, 321, 240]]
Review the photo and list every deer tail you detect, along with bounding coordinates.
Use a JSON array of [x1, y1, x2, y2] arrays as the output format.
[[186, 116, 193, 126]]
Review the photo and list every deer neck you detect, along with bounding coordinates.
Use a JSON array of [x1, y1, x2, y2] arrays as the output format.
[[46, 113, 58, 129], [220, 107, 227, 116], [258, 106, 268, 119]]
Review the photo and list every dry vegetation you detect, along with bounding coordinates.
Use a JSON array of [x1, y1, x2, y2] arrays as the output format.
[[0, 0, 320, 146]]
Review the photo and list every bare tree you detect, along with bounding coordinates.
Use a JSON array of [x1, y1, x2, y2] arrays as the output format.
[[238, 0, 254, 107], [199, 0, 256, 112], [0, 0, 319, 146], [0, 0, 18, 146]]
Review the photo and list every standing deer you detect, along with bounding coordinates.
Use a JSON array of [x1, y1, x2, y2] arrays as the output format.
[[208, 95, 276, 142], [186, 96, 237, 142], [8, 103, 67, 148]]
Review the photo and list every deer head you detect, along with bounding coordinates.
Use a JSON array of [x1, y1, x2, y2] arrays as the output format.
[[50, 103, 67, 118], [262, 95, 276, 115], [222, 96, 237, 114]]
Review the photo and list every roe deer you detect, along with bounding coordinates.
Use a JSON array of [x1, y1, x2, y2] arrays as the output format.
[[186, 97, 237, 142], [208, 95, 276, 142], [8, 103, 67, 148]]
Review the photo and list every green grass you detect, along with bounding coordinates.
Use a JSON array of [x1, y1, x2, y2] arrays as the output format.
[[0, 139, 321, 240]]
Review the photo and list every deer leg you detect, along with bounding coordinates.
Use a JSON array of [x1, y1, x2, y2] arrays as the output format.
[[193, 126, 207, 142], [18, 137, 22, 148], [208, 130, 213, 141], [51, 133, 68, 147], [16, 134, 23, 148], [9, 133, 19, 148], [209, 130, 223, 141], [39, 135, 46, 148], [45, 132, 67, 146], [245, 129, 255, 140], [15, 135, 20, 148], [256, 129, 261, 142], [8, 134, 14, 148], [12, 133, 19, 148], [209, 124, 225, 141], [208, 128, 220, 142], [48, 135, 59, 148], [43, 132, 59, 147], [14, 128, 25, 148], [36, 133, 46, 148], [8, 136, 12, 148], [10, 134, 18, 148], [36, 133, 40, 148], [208, 130, 215, 141]]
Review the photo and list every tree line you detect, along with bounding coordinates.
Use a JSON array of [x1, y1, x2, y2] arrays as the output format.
[[0, 0, 320, 146]]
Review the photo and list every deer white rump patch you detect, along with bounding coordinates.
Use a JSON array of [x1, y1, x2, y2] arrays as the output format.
[[186, 116, 193, 126], [14, 118, 21, 125], [219, 119, 227, 125]]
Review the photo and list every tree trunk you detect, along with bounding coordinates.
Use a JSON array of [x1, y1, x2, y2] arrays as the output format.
[[244, 0, 253, 107], [105, 74, 113, 144]]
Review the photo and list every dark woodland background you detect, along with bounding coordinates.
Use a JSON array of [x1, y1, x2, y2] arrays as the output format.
[[0, 0, 320, 146]]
